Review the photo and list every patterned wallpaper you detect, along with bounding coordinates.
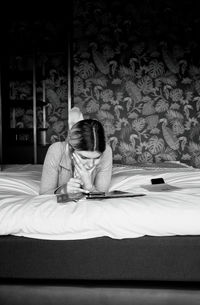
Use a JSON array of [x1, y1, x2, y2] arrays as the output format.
[[43, 55, 68, 143], [73, 0, 200, 167]]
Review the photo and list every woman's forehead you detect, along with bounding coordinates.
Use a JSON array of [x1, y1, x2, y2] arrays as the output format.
[[75, 150, 101, 159]]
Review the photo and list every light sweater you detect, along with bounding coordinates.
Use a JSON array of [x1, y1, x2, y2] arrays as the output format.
[[39, 141, 113, 194]]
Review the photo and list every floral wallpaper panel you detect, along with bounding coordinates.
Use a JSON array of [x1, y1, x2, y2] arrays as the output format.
[[73, 0, 200, 168]]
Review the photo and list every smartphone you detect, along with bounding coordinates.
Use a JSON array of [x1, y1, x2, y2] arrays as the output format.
[[151, 178, 165, 185]]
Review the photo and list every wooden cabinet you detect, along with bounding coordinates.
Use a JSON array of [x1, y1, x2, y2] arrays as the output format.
[[2, 53, 49, 164], [0, 17, 71, 166]]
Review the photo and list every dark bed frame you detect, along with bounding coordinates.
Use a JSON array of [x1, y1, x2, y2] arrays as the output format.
[[1, 235, 200, 304]]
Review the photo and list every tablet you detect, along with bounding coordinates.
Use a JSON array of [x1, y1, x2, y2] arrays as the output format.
[[57, 190, 146, 203], [86, 190, 146, 199]]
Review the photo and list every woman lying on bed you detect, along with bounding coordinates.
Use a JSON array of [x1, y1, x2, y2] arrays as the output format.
[[39, 119, 113, 195]]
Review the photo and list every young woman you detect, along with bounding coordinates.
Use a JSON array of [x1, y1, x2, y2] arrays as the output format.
[[39, 119, 113, 195]]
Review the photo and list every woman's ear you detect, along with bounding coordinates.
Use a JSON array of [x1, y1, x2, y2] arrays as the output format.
[[68, 107, 84, 130]]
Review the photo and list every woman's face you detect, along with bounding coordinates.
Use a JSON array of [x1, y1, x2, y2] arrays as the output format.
[[74, 150, 102, 170]]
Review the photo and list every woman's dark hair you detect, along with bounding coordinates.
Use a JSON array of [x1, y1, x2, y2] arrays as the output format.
[[68, 119, 106, 153]]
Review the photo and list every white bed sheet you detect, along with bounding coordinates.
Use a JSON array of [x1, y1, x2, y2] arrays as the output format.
[[0, 164, 200, 240]]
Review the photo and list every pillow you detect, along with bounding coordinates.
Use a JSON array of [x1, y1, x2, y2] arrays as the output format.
[[68, 107, 84, 129], [113, 161, 192, 169]]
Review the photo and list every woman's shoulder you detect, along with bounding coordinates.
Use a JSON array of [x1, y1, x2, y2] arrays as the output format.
[[47, 141, 66, 156], [101, 143, 112, 161], [96, 143, 112, 171]]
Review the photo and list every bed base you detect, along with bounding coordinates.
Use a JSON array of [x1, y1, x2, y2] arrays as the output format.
[[1, 280, 200, 305]]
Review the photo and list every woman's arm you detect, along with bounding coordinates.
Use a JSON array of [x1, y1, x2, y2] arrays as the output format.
[[54, 179, 89, 195], [39, 142, 62, 194], [94, 144, 113, 192], [40, 142, 88, 195]]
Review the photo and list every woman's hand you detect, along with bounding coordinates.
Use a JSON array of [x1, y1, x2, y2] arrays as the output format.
[[61, 178, 89, 194], [72, 153, 96, 192]]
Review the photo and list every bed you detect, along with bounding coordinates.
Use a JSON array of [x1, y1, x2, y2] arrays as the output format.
[[1, 163, 200, 304]]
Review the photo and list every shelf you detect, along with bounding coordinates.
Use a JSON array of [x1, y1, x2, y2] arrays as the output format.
[[10, 128, 33, 133], [10, 72, 44, 81], [9, 71, 33, 81], [8, 128, 48, 147], [10, 127, 48, 133], [9, 100, 33, 108], [3, 144, 34, 164], [8, 47, 66, 57], [9, 100, 48, 107], [3, 144, 50, 164]]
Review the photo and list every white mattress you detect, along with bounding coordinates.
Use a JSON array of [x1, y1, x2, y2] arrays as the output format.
[[0, 163, 200, 240]]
